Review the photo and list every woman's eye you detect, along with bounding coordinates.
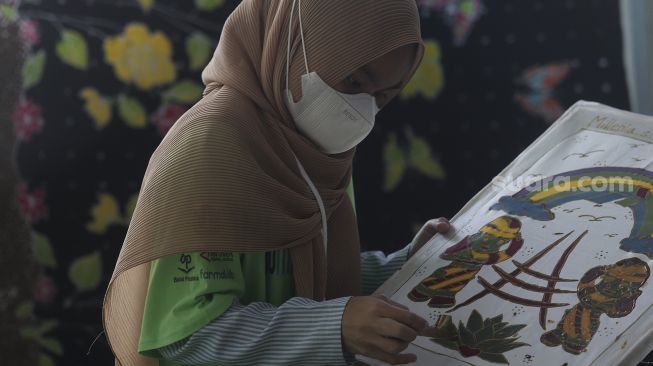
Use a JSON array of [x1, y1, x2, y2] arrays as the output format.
[[346, 76, 361, 90]]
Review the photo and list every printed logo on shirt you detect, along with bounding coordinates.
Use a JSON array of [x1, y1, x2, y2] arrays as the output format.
[[174, 253, 199, 283], [177, 253, 195, 274]]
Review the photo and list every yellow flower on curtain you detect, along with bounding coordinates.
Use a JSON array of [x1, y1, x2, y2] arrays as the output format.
[[401, 40, 445, 100], [103, 23, 176, 90], [86, 194, 123, 234], [79, 87, 112, 129]]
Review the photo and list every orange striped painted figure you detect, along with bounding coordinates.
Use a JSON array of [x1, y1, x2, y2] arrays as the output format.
[[541, 257, 650, 354], [408, 216, 523, 308]]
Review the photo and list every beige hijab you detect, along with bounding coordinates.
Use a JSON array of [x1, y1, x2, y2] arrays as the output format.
[[103, 0, 424, 364]]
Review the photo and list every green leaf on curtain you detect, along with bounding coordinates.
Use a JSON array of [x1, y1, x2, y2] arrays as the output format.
[[0, 5, 18, 21], [32, 232, 58, 269], [162, 80, 203, 104], [39, 319, 59, 334], [38, 354, 55, 366], [55, 29, 89, 70], [138, 0, 155, 12], [23, 50, 47, 89], [86, 193, 124, 234], [186, 32, 212, 71], [382, 133, 407, 192], [39, 338, 64, 356], [195, 0, 225, 11], [406, 128, 446, 180], [19, 326, 40, 340], [117, 94, 147, 129], [14, 301, 34, 319], [68, 252, 102, 291]]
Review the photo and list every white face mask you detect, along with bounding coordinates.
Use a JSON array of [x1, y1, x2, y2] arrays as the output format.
[[284, 0, 379, 154]]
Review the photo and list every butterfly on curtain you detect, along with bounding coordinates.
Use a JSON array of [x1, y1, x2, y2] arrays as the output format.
[[382, 127, 446, 192], [416, 0, 484, 47], [514, 62, 572, 123]]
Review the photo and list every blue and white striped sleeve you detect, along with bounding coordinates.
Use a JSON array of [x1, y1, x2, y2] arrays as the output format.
[[157, 297, 354, 366], [360, 244, 412, 295]]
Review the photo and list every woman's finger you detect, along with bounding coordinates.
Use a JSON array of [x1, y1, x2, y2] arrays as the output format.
[[377, 301, 428, 332], [376, 295, 409, 310], [374, 317, 418, 343]]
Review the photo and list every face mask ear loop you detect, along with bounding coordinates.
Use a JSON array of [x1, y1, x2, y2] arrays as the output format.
[[297, 0, 310, 76], [285, 0, 296, 100]]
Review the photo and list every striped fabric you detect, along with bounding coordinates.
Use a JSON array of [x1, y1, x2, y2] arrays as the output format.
[[103, 1, 423, 363], [158, 246, 410, 366]]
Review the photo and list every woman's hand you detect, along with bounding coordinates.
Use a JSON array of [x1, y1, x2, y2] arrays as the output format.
[[342, 295, 429, 365], [409, 217, 450, 258]]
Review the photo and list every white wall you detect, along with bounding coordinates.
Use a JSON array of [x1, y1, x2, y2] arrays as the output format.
[[621, 0, 653, 115]]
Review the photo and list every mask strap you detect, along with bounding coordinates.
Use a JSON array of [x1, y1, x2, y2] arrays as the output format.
[[293, 154, 328, 257], [296, 0, 309, 75], [285, 0, 310, 97]]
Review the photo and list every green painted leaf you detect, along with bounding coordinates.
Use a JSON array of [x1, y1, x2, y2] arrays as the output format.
[[32, 232, 57, 269], [487, 341, 529, 354], [458, 320, 476, 347], [475, 323, 494, 342], [39, 337, 63, 356], [117, 94, 147, 129], [39, 354, 55, 366], [477, 338, 513, 350], [14, 301, 34, 319], [195, 0, 225, 11], [55, 29, 89, 70], [494, 324, 527, 338], [478, 352, 509, 364], [23, 50, 47, 89], [490, 314, 503, 325], [466, 310, 484, 333], [68, 252, 102, 291], [163, 80, 204, 104], [0, 4, 18, 21], [186, 32, 212, 71]]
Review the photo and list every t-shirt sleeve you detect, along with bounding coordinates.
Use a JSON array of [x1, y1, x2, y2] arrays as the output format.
[[157, 297, 354, 365], [138, 252, 245, 355]]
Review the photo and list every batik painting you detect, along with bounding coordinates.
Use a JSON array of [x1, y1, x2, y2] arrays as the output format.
[[362, 101, 653, 366]]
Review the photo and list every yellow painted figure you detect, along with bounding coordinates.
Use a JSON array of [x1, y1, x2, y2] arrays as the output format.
[[408, 216, 523, 308], [541, 257, 650, 354]]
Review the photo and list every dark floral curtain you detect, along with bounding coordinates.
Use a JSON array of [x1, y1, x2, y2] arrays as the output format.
[[2, 0, 641, 365]]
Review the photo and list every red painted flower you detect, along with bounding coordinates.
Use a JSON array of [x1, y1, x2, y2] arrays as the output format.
[[34, 276, 57, 304], [19, 19, 39, 46], [16, 183, 48, 223], [13, 99, 43, 142], [151, 104, 188, 136]]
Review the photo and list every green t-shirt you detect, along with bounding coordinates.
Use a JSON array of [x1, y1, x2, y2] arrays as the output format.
[[138, 250, 294, 358], [138, 180, 356, 362]]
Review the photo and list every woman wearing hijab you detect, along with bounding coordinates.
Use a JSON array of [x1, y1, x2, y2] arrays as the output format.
[[103, 0, 450, 365]]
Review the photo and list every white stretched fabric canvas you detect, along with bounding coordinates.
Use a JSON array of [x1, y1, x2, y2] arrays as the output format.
[[362, 101, 653, 366]]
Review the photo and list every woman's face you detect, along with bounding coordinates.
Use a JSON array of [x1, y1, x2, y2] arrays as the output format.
[[333, 44, 418, 109]]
